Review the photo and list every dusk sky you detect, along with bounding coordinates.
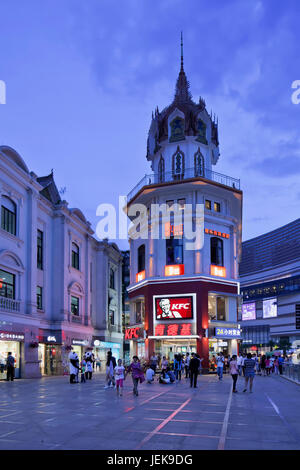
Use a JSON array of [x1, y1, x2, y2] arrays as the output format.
[[1, 0, 300, 250]]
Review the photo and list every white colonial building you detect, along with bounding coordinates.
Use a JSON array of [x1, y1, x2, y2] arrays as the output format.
[[0, 145, 122, 379]]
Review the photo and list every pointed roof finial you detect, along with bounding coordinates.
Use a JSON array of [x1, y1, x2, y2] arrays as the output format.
[[181, 31, 184, 71]]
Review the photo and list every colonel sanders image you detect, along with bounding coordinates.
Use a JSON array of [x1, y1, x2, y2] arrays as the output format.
[[157, 298, 182, 319]]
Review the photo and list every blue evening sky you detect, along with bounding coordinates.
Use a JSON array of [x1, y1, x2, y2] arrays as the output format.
[[0, 0, 300, 249]]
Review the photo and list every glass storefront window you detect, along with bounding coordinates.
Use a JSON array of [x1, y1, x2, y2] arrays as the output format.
[[0, 341, 21, 379], [208, 295, 227, 321]]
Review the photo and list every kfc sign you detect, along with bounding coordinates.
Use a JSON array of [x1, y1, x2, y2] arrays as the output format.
[[154, 296, 193, 320], [125, 327, 144, 340], [154, 323, 192, 337]]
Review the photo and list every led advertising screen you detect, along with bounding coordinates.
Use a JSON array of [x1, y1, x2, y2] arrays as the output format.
[[263, 298, 277, 318], [154, 295, 194, 320], [242, 303, 256, 321]]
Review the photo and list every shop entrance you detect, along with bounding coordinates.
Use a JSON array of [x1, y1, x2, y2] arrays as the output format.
[[39, 344, 62, 375], [209, 339, 229, 371], [155, 339, 197, 362], [0, 341, 21, 379]]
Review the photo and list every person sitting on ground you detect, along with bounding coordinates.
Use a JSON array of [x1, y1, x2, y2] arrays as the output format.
[[159, 369, 171, 384], [146, 366, 155, 383], [165, 367, 175, 383]]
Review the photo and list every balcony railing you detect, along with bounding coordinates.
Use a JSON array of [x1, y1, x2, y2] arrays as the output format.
[[0, 297, 20, 312], [282, 363, 300, 384], [127, 167, 240, 202]]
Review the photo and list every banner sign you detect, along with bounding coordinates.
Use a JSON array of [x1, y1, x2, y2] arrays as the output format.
[[154, 323, 192, 337], [154, 296, 193, 320], [0, 331, 24, 341], [214, 327, 241, 339]]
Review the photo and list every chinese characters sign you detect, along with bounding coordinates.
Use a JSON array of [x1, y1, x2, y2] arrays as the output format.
[[154, 296, 193, 320], [164, 265, 184, 276], [210, 265, 226, 278], [154, 323, 192, 337], [205, 228, 230, 239], [214, 327, 241, 339], [242, 303, 256, 321]]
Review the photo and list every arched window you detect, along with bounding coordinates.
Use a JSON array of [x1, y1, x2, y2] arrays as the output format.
[[194, 149, 205, 177], [71, 243, 80, 270], [1, 196, 16, 235], [138, 244, 145, 273], [196, 119, 207, 144], [169, 116, 185, 142], [158, 156, 165, 183], [172, 147, 185, 181], [210, 237, 223, 266]]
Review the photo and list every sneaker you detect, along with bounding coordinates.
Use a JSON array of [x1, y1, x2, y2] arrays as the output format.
[[104, 385, 109, 389]]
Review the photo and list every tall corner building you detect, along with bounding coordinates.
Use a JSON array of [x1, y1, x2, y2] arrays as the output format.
[[125, 43, 243, 370]]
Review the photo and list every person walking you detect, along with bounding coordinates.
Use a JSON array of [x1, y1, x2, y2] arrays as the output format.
[[229, 355, 239, 393], [126, 356, 145, 396], [184, 352, 190, 378], [6, 352, 15, 381], [85, 357, 93, 380], [189, 353, 200, 388], [261, 355, 267, 376], [216, 352, 224, 381], [80, 358, 86, 383], [278, 355, 284, 375], [243, 353, 256, 393], [274, 356, 279, 375], [265, 357, 271, 376], [105, 351, 116, 388], [114, 359, 125, 396], [241, 353, 246, 376], [237, 353, 243, 376], [161, 356, 169, 372]]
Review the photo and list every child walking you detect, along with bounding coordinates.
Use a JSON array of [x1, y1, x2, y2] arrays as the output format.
[[80, 359, 86, 383], [114, 359, 125, 396], [126, 356, 145, 396]]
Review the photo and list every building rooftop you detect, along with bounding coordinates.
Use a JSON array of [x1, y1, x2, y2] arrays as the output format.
[[240, 218, 300, 276]]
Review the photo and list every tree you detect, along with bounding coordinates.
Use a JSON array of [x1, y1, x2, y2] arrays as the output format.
[[278, 337, 291, 354]]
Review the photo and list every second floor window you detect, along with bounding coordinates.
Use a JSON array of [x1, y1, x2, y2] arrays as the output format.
[[37, 286, 43, 310], [110, 268, 115, 289], [158, 156, 165, 183], [37, 230, 43, 269], [71, 296, 79, 316], [166, 237, 183, 265], [71, 243, 79, 270], [109, 309, 115, 325], [208, 295, 226, 321], [0, 269, 15, 299], [1, 196, 16, 236], [138, 244, 145, 273], [211, 237, 223, 266]]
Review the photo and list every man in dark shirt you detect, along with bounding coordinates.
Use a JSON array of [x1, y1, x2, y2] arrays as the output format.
[[6, 352, 15, 381], [189, 353, 200, 388]]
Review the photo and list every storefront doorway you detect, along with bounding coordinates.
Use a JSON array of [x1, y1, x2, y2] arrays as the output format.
[[38, 344, 62, 376], [155, 339, 197, 361], [0, 340, 21, 380]]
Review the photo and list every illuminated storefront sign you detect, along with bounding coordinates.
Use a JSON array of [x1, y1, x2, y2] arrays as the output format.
[[210, 265, 226, 277], [242, 303, 256, 321], [125, 326, 145, 340], [72, 339, 89, 346], [165, 264, 184, 276], [214, 327, 241, 339], [154, 323, 192, 337], [0, 331, 24, 341], [154, 295, 194, 320], [263, 298, 277, 318], [136, 270, 145, 283], [165, 223, 183, 237], [205, 228, 230, 239]]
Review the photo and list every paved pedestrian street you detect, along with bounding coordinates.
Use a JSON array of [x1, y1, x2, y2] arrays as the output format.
[[0, 373, 300, 450]]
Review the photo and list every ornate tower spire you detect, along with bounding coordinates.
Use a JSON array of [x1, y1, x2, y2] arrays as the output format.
[[174, 32, 192, 104]]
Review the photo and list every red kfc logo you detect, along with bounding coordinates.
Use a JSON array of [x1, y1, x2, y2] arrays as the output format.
[[125, 327, 143, 340], [155, 296, 193, 320]]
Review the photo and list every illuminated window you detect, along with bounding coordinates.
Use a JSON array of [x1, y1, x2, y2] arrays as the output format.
[[0, 269, 15, 299], [211, 237, 223, 266], [214, 202, 221, 212], [205, 200, 211, 210]]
